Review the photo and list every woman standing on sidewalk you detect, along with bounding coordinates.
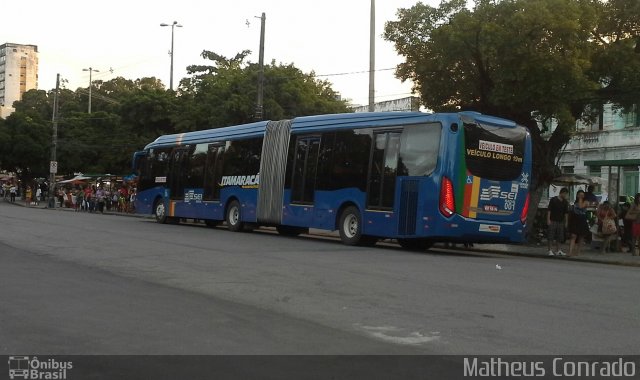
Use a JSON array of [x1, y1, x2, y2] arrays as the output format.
[[25, 186, 32, 207], [596, 201, 618, 253], [568, 190, 590, 257], [626, 193, 640, 256]]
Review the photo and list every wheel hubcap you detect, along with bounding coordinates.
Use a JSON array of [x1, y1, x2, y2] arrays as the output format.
[[344, 214, 358, 238], [229, 206, 239, 225], [156, 203, 165, 218]]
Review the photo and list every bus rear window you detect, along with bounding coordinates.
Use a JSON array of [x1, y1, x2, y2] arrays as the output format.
[[464, 122, 526, 181]]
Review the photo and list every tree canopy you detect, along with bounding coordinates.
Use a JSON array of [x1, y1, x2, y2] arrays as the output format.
[[384, 0, 640, 187], [0, 54, 349, 182]]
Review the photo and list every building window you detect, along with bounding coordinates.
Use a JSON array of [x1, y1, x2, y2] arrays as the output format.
[[589, 166, 601, 177], [561, 166, 574, 174]]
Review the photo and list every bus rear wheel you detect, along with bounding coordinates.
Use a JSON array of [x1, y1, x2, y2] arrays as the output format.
[[339, 206, 374, 246], [226, 200, 243, 232], [398, 238, 433, 251], [154, 199, 168, 224]]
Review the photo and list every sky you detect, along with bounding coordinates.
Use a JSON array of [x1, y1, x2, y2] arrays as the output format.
[[2, 0, 437, 107]]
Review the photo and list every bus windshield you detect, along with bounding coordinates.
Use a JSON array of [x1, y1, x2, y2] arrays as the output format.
[[464, 122, 526, 181]]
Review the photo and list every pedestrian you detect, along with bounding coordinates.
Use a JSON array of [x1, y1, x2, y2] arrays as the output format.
[[584, 185, 599, 207], [25, 186, 32, 207], [96, 186, 105, 213], [9, 184, 17, 203], [596, 201, 618, 253], [619, 201, 633, 250], [568, 190, 590, 257], [75, 190, 83, 212], [35, 186, 42, 206], [624, 193, 640, 256], [547, 187, 569, 256]]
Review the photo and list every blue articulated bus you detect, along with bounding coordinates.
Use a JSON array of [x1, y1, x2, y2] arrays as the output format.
[[133, 111, 532, 249]]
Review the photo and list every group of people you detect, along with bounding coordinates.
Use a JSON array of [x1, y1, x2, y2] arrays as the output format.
[[547, 186, 640, 257], [1, 183, 18, 203], [56, 185, 136, 214]]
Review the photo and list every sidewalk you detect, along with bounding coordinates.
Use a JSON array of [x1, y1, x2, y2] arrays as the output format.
[[7, 197, 640, 267], [458, 242, 640, 267]]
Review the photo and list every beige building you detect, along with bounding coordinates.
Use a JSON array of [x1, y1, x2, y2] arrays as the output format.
[[0, 43, 39, 118]]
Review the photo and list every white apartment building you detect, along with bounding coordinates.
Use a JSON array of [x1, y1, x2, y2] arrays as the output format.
[[555, 104, 640, 202], [0, 43, 39, 118]]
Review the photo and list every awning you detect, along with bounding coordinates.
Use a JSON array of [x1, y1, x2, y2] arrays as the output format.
[[58, 175, 91, 184], [552, 174, 604, 185], [584, 159, 640, 167]]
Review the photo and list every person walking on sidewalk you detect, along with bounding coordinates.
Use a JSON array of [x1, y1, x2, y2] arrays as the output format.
[[35, 186, 42, 206], [625, 193, 640, 256], [547, 187, 569, 256], [568, 190, 590, 257], [9, 184, 16, 203], [596, 201, 618, 253]]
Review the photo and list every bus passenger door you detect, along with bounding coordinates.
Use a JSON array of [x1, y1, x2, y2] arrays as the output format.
[[290, 136, 320, 224], [366, 132, 401, 235], [169, 147, 189, 201], [367, 132, 400, 209], [203, 143, 225, 202]]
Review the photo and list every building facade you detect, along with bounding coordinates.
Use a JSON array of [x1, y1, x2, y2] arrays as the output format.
[[352, 96, 421, 113], [556, 104, 640, 202], [0, 43, 39, 118]]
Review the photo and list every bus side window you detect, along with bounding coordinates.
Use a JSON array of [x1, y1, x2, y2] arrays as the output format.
[[330, 131, 371, 192], [186, 144, 208, 189], [399, 123, 442, 176]]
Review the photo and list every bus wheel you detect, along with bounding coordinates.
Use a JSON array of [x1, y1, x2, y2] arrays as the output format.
[[226, 200, 243, 232], [339, 206, 364, 245], [154, 199, 168, 224], [398, 238, 432, 251], [276, 225, 308, 236]]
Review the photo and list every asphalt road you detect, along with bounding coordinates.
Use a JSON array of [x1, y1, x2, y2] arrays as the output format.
[[1, 201, 639, 355]]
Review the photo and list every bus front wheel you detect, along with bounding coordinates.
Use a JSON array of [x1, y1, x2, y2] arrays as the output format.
[[339, 206, 367, 246], [226, 200, 243, 232], [154, 199, 168, 224]]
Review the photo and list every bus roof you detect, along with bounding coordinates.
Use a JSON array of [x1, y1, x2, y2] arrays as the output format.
[[143, 111, 518, 150]]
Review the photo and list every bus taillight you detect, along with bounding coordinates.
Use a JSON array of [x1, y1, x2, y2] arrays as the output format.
[[520, 193, 530, 224], [439, 177, 455, 217]]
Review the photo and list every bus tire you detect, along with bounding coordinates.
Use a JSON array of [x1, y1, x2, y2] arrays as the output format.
[[226, 200, 243, 232], [398, 238, 432, 251], [339, 206, 365, 246], [154, 199, 168, 224], [276, 225, 308, 236]]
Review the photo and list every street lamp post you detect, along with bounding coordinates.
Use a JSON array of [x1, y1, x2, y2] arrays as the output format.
[[82, 67, 99, 113], [160, 21, 182, 91]]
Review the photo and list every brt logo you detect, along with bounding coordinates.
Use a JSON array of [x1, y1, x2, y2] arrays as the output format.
[[480, 186, 517, 202]]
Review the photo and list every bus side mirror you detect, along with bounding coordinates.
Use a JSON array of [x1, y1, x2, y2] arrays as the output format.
[[132, 151, 148, 171]]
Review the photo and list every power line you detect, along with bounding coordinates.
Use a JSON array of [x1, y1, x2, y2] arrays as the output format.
[[314, 67, 396, 78]]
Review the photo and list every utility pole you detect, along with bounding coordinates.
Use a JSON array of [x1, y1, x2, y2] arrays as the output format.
[[160, 21, 183, 91], [82, 67, 99, 113], [368, 0, 376, 112], [48, 74, 60, 208], [255, 12, 266, 121]]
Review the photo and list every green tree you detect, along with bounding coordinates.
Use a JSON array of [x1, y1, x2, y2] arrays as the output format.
[[0, 111, 51, 181], [384, 0, 640, 227], [177, 50, 350, 131]]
